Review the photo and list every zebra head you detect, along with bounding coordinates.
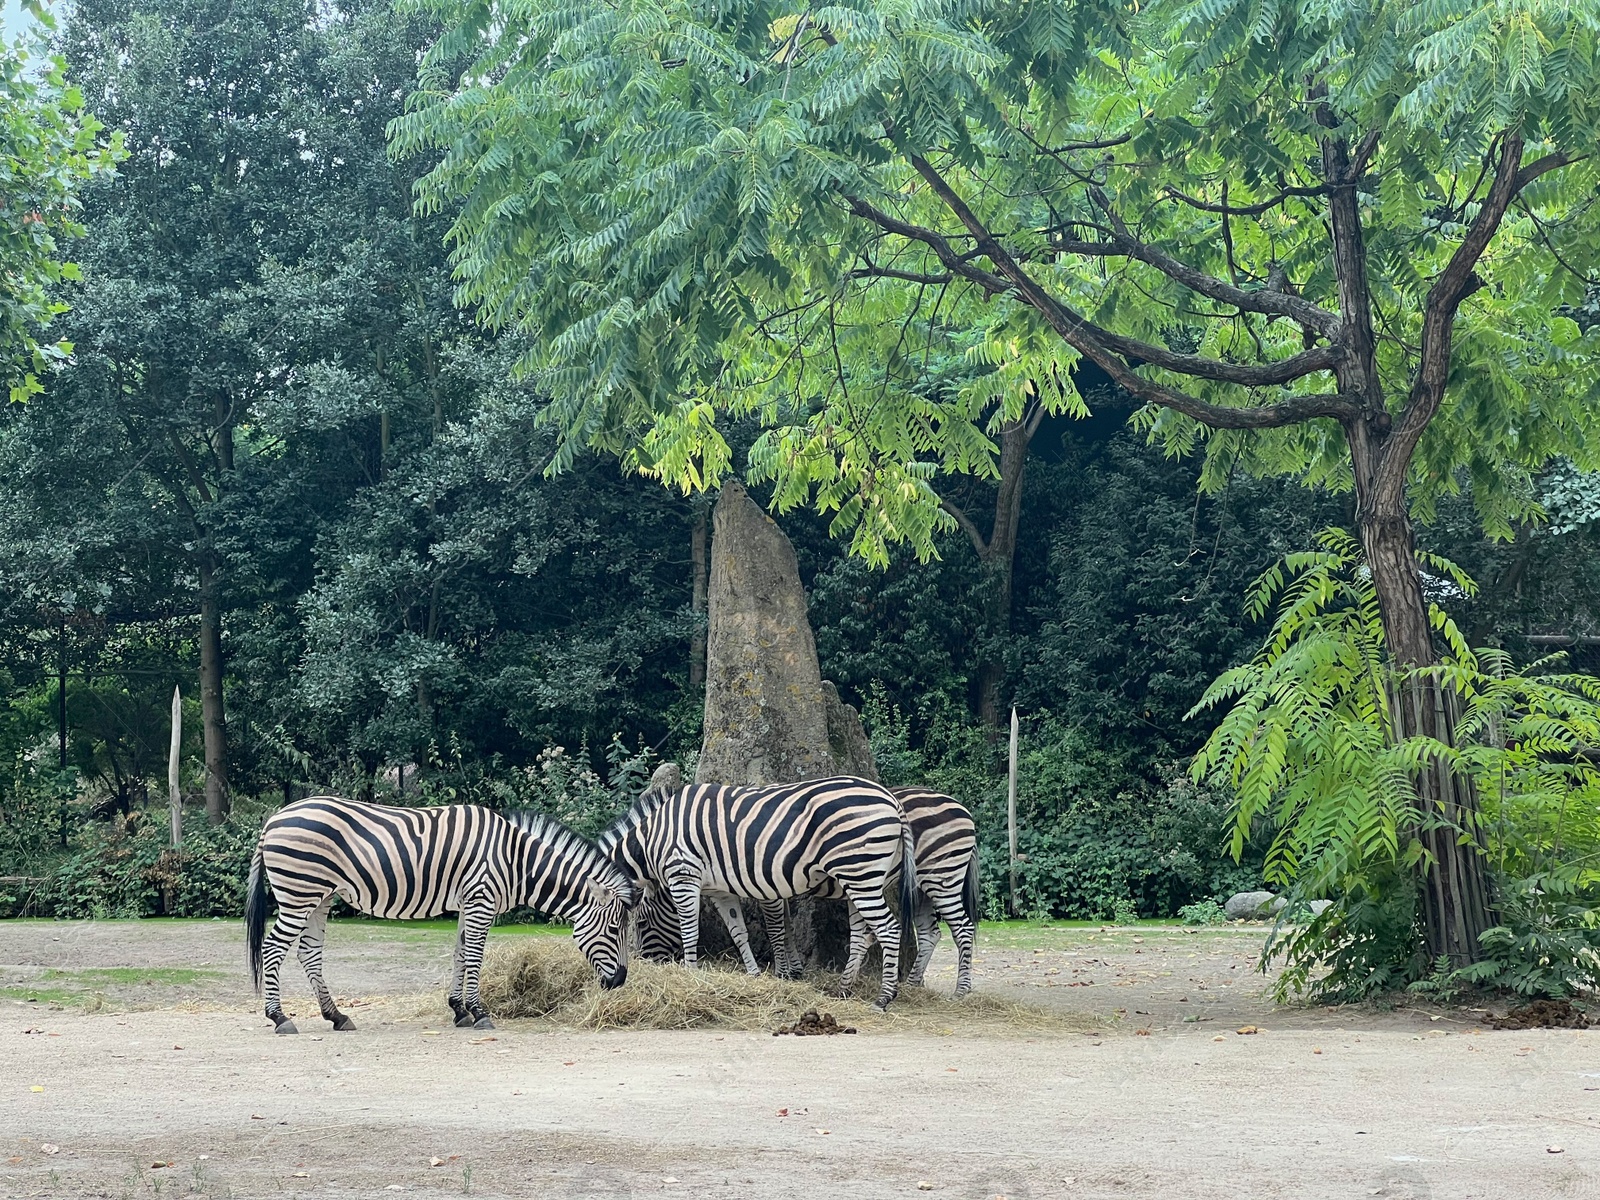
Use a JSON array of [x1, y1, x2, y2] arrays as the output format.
[[629, 885, 683, 963], [571, 874, 637, 989]]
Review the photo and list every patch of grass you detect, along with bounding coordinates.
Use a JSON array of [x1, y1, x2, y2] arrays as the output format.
[[477, 941, 1100, 1036], [39, 967, 223, 986], [0, 984, 82, 1005]]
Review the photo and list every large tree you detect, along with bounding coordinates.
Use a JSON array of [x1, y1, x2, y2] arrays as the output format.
[[0, 0, 457, 822], [396, 0, 1600, 961]]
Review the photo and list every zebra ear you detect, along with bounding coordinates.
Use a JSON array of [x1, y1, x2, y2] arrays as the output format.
[[584, 878, 617, 906]]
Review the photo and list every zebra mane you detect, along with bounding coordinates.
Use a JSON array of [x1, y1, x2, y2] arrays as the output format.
[[500, 809, 635, 901], [597, 785, 674, 854]]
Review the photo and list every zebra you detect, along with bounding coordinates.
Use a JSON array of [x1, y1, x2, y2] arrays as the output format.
[[600, 776, 917, 1010], [245, 796, 637, 1034], [784, 788, 979, 997], [636, 787, 980, 998]]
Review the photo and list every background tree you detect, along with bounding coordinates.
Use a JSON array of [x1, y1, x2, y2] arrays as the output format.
[[395, 0, 1600, 962], [0, 1, 119, 403]]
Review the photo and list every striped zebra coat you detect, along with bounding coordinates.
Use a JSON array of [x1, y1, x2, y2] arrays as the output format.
[[639, 787, 980, 997], [246, 797, 637, 1034], [599, 776, 916, 1009], [788, 788, 979, 997]]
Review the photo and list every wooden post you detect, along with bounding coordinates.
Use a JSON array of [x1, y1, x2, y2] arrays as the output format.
[[168, 686, 183, 849], [1007, 706, 1019, 917]]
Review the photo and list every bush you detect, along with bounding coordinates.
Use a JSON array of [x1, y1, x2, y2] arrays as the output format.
[[1178, 899, 1227, 925]]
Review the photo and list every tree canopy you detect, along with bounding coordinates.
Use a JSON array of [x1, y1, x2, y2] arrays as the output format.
[[394, 0, 1600, 569]]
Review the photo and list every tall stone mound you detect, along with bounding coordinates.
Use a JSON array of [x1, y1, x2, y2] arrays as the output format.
[[822, 681, 878, 782], [695, 481, 835, 787], [688, 481, 881, 970]]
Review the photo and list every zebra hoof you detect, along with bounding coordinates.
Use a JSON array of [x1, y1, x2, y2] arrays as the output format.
[[473, 1016, 495, 1031], [453, 1013, 476, 1029], [274, 1020, 299, 1035], [332, 1016, 357, 1032]]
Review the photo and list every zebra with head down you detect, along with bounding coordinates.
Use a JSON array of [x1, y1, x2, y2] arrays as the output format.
[[600, 775, 916, 1010], [246, 796, 636, 1033]]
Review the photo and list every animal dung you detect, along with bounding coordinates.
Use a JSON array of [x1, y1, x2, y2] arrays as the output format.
[[772, 1010, 857, 1036]]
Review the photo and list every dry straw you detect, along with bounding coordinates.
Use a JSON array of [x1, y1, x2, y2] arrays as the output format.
[[474, 940, 1098, 1036]]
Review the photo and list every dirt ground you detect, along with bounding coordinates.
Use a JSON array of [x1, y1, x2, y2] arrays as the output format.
[[2, 919, 1596, 1200]]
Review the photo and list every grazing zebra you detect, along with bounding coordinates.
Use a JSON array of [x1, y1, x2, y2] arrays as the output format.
[[640, 787, 981, 998], [246, 796, 637, 1034], [600, 776, 916, 1010], [785, 788, 979, 996]]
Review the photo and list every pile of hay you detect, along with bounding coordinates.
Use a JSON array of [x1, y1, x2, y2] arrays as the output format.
[[476, 940, 1094, 1035]]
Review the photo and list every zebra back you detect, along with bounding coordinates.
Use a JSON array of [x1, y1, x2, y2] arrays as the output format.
[[602, 776, 907, 902]]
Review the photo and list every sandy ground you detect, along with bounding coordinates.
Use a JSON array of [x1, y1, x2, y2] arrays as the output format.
[[2, 919, 1597, 1199]]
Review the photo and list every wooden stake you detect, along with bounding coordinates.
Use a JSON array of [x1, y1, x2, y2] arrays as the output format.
[[168, 686, 183, 849], [1007, 706, 1019, 917]]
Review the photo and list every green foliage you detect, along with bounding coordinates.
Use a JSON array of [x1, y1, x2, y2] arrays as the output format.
[[393, 0, 1600, 557], [1195, 529, 1600, 999], [1178, 899, 1227, 926], [0, 2, 121, 402], [1456, 881, 1600, 998]]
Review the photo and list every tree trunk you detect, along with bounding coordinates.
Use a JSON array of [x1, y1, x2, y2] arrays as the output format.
[[976, 418, 1030, 728], [689, 497, 709, 690], [1353, 452, 1494, 965], [197, 559, 229, 825]]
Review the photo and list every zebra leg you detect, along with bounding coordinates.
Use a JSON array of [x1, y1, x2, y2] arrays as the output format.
[[906, 892, 942, 988], [261, 908, 311, 1034], [928, 889, 977, 998], [833, 901, 876, 997], [844, 887, 903, 1010], [447, 917, 470, 1025], [668, 871, 704, 971], [757, 899, 801, 979], [296, 898, 355, 1031], [457, 899, 497, 1030], [709, 892, 761, 976]]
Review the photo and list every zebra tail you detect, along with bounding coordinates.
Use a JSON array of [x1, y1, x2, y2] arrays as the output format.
[[961, 848, 981, 929], [245, 841, 270, 994], [898, 819, 918, 957]]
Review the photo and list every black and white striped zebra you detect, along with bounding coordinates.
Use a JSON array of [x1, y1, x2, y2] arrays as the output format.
[[638, 787, 980, 997], [600, 776, 916, 1009], [245, 796, 637, 1034], [780, 788, 979, 996]]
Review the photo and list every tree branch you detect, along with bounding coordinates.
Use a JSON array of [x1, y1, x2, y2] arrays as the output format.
[[851, 188, 1337, 387], [848, 266, 954, 286], [1087, 187, 1343, 337], [1165, 183, 1326, 217], [1391, 132, 1529, 468], [939, 498, 990, 557]]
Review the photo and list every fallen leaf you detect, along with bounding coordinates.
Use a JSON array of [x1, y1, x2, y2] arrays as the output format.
[[661, 1176, 680, 1184], [776, 1108, 788, 1117], [1313, 1048, 1323, 1055], [1135, 1029, 1151, 1037], [1236, 1026, 1260, 1035], [172, 1045, 183, 1050], [562, 1061, 575, 1066], [945, 1068, 957, 1073], [151, 1162, 172, 1170], [292, 1171, 309, 1179], [385, 1187, 404, 1192], [30, 1085, 43, 1093], [1212, 1036, 1226, 1042], [814, 1128, 830, 1136], [429, 1157, 445, 1168], [250, 1114, 264, 1120], [469, 1037, 497, 1045], [1548, 1146, 1564, 1155], [917, 1184, 934, 1192], [6, 1157, 21, 1164], [40, 1144, 59, 1155], [421, 1031, 440, 1038]]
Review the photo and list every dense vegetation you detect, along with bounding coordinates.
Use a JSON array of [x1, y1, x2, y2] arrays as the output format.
[[2, 0, 1598, 998]]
